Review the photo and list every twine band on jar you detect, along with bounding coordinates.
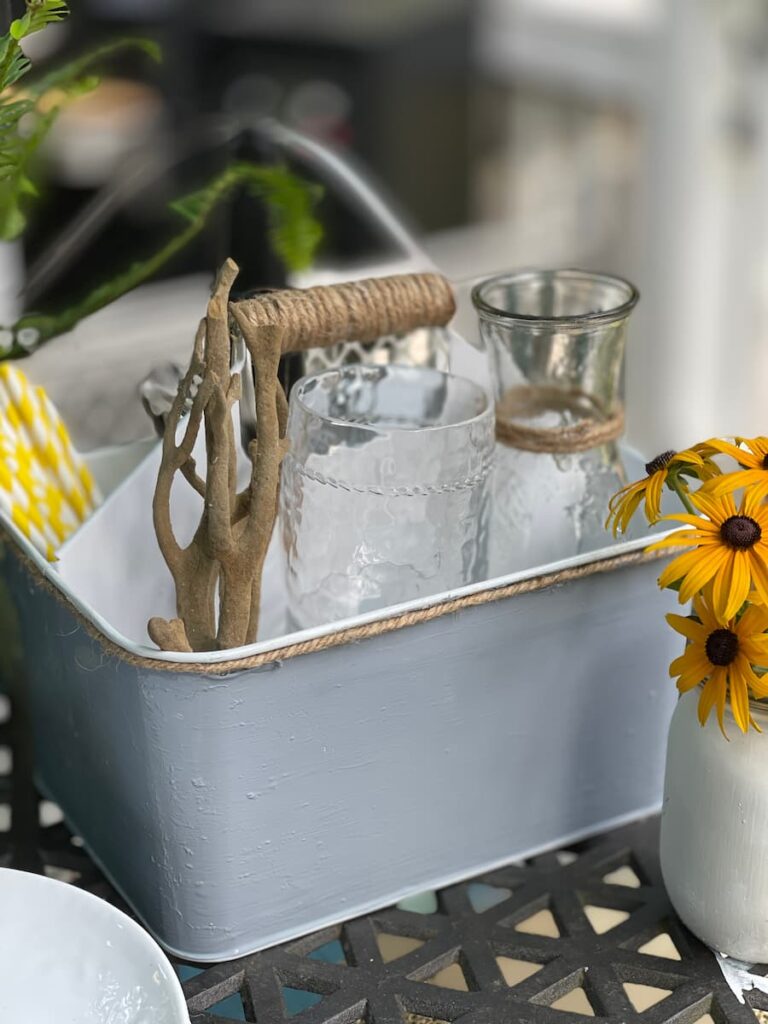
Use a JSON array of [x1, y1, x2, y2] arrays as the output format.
[[495, 385, 625, 454]]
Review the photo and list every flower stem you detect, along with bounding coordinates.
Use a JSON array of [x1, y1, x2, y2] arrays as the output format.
[[668, 475, 696, 515]]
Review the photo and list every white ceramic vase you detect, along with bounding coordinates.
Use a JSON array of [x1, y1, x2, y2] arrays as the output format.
[[660, 688, 768, 961]]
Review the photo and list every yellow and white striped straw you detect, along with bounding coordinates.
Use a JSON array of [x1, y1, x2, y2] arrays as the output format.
[[0, 365, 102, 560]]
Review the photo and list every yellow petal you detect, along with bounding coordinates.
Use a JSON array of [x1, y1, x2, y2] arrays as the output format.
[[748, 550, 768, 608], [678, 547, 730, 605], [697, 674, 721, 727], [692, 490, 733, 522], [704, 438, 758, 467], [659, 513, 719, 531], [713, 549, 751, 621], [644, 470, 665, 523], [737, 603, 768, 636], [670, 648, 711, 679], [738, 638, 768, 667], [673, 450, 705, 466], [675, 659, 715, 692], [650, 532, 716, 551], [744, 484, 768, 519], [666, 613, 707, 642], [691, 593, 724, 632], [712, 668, 729, 737], [619, 490, 644, 534], [729, 670, 751, 733]]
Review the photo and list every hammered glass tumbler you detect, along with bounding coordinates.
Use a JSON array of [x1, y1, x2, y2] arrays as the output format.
[[280, 364, 494, 630]]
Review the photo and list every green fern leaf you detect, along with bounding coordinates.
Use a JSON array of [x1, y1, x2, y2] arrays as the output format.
[[30, 37, 160, 96]]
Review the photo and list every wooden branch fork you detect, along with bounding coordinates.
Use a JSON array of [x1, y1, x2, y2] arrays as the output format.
[[148, 260, 456, 652]]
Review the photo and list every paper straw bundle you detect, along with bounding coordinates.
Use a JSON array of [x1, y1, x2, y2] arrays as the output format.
[[0, 365, 101, 560]]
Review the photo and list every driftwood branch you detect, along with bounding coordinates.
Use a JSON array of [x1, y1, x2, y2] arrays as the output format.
[[149, 258, 288, 653]]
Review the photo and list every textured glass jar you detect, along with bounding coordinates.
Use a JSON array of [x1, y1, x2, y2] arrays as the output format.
[[661, 689, 768, 962], [472, 269, 639, 574], [280, 364, 494, 631]]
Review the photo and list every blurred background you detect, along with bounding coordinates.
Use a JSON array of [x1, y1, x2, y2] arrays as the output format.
[[5, 0, 768, 458]]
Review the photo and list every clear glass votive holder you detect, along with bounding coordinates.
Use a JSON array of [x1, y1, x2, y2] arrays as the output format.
[[472, 269, 639, 571], [280, 364, 494, 631]]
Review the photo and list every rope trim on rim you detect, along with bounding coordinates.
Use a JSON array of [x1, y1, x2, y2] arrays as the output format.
[[4, 534, 666, 677]]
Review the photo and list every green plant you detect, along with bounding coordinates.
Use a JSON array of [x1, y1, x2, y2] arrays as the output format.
[[0, 1, 324, 359], [0, 1, 160, 239], [10, 162, 322, 355]]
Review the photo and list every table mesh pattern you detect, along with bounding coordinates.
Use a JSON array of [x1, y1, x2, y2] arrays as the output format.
[[4, 690, 767, 1024]]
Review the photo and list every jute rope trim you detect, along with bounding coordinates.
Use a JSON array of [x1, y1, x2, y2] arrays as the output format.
[[6, 536, 666, 677], [231, 272, 456, 353], [495, 386, 625, 453]]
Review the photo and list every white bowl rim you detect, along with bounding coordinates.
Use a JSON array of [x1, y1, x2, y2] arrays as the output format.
[[0, 867, 189, 1022]]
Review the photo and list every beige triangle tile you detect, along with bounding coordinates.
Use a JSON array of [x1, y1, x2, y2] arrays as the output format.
[[514, 908, 560, 938], [376, 933, 424, 964], [623, 982, 672, 1011], [556, 850, 579, 866], [423, 962, 468, 991], [638, 932, 682, 960], [496, 956, 544, 987], [603, 865, 641, 888], [550, 986, 595, 1016], [583, 904, 630, 934]]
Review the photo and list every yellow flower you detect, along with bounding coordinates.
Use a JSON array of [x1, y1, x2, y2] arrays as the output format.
[[701, 436, 768, 501], [667, 595, 768, 733], [652, 488, 768, 619], [606, 446, 718, 536]]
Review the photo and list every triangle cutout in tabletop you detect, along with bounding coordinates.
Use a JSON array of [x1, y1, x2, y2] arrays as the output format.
[[623, 981, 672, 1012], [496, 956, 544, 987], [397, 891, 439, 915], [556, 850, 579, 866], [467, 882, 513, 913], [514, 908, 560, 938], [637, 931, 682, 961], [307, 938, 347, 965], [603, 865, 642, 888], [583, 905, 630, 934], [376, 933, 425, 963], [282, 987, 323, 1016], [423, 961, 469, 991], [549, 985, 595, 1016], [206, 992, 246, 1021]]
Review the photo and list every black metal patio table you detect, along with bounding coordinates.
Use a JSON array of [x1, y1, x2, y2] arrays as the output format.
[[1, 689, 765, 1024]]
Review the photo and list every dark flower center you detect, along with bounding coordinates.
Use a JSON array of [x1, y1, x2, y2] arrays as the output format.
[[645, 450, 676, 476], [705, 628, 739, 666], [762, 453, 768, 470], [720, 515, 762, 549]]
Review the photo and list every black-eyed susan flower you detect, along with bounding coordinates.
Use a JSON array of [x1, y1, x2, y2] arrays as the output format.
[[701, 436, 768, 502], [667, 594, 768, 733], [652, 488, 768, 620], [605, 445, 719, 536]]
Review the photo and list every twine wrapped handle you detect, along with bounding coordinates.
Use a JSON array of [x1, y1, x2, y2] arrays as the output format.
[[231, 272, 456, 352]]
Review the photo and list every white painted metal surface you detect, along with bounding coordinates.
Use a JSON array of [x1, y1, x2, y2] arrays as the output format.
[[0, 441, 683, 961]]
